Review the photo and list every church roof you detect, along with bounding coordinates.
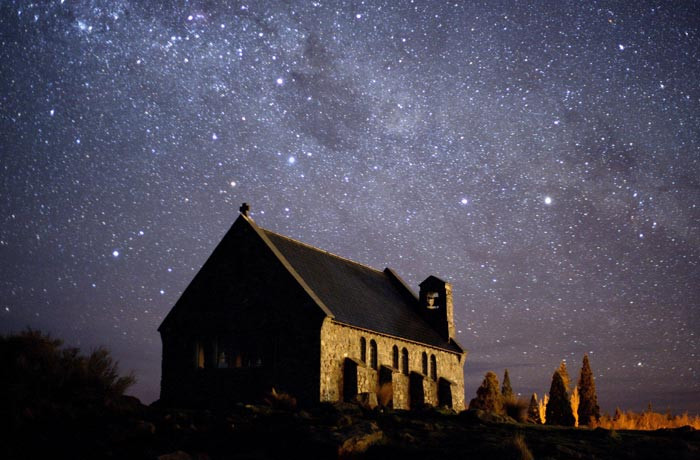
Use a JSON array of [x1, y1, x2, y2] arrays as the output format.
[[259, 226, 463, 354]]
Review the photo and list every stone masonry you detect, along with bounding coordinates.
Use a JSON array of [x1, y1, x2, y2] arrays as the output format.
[[320, 318, 466, 410]]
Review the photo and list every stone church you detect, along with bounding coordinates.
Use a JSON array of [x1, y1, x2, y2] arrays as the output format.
[[158, 204, 467, 409]]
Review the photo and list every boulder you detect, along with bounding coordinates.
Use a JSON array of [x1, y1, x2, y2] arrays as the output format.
[[337, 421, 383, 458], [158, 451, 193, 460]]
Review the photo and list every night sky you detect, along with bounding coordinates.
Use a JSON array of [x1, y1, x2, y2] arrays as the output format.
[[1, 1, 698, 414]]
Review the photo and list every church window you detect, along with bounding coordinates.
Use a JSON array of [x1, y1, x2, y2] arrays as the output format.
[[360, 337, 367, 363], [370, 340, 378, 370], [195, 342, 205, 369], [422, 352, 428, 375], [392, 345, 399, 368], [401, 348, 409, 375], [430, 354, 437, 380]]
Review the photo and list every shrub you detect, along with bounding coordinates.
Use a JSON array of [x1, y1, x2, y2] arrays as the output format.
[[377, 382, 393, 408], [1, 328, 135, 414], [593, 408, 700, 430], [469, 371, 503, 415], [504, 398, 529, 423], [499, 434, 534, 460], [264, 387, 297, 411]]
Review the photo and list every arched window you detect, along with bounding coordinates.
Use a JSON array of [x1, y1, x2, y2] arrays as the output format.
[[370, 340, 378, 370], [401, 348, 409, 375], [422, 352, 428, 375], [360, 337, 367, 363], [430, 354, 437, 381], [195, 342, 205, 369], [392, 345, 399, 369]]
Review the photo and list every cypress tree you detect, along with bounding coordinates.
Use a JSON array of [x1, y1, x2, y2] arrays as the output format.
[[469, 371, 503, 414], [558, 360, 571, 394], [545, 370, 575, 426], [577, 354, 600, 426], [528, 393, 542, 424], [502, 369, 514, 402]]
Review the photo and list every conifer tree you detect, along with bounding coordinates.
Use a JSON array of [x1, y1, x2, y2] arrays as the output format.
[[501, 369, 514, 402], [570, 386, 580, 427], [528, 393, 542, 424], [545, 370, 575, 426], [558, 360, 571, 394], [577, 354, 601, 426], [613, 407, 622, 421], [538, 393, 549, 424], [469, 371, 503, 414]]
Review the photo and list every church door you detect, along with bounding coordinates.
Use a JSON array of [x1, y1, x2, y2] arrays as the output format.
[[343, 358, 358, 402], [409, 372, 425, 409], [438, 377, 453, 408]]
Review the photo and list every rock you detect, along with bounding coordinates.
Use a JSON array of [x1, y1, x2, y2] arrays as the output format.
[[337, 421, 383, 458], [158, 451, 193, 460], [136, 420, 156, 435]]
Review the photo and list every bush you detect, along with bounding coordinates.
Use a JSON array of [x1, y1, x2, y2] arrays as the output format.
[[1, 328, 135, 415], [504, 399, 529, 423], [377, 382, 393, 408], [469, 371, 504, 415], [593, 408, 700, 430], [499, 434, 534, 460], [264, 387, 297, 411]]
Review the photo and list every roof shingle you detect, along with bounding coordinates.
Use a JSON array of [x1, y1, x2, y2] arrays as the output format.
[[262, 229, 462, 353]]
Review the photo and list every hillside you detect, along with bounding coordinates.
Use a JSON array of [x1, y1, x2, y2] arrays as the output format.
[[6, 397, 698, 460]]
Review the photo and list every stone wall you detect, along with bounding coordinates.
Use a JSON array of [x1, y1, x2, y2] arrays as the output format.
[[160, 217, 326, 407], [319, 318, 466, 410]]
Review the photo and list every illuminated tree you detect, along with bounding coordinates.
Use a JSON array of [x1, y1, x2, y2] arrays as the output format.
[[545, 370, 575, 426], [469, 371, 503, 414], [577, 354, 601, 426], [558, 360, 571, 394]]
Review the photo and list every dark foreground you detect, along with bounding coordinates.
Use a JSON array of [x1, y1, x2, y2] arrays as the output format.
[[6, 397, 699, 460]]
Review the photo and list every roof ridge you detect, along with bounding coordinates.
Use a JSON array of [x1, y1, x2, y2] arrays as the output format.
[[261, 227, 386, 276]]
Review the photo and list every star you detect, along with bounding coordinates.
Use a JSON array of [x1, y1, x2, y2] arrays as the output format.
[[0, 0, 696, 416]]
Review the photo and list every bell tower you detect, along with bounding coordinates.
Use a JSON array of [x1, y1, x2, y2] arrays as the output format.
[[418, 276, 455, 341]]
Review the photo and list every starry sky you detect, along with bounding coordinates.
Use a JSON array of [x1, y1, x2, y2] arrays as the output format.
[[1, 1, 698, 414]]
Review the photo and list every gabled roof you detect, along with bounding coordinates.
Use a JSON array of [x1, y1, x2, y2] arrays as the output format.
[[160, 212, 464, 354], [256, 223, 463, 354]]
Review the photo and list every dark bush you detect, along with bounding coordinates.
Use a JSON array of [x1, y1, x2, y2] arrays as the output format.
[[504, 398, 529, 423], [1, 328, 135, 415]]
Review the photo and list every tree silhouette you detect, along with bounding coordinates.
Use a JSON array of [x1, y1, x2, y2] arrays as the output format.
[[1, 328, 135, 414], [528, 393, 542, 424], [469, 371, 503, 414], [557, 360, 571, 394], [577, 354, 601, 426], [545, 370, 575, 426], [501, 369, 514, 402]]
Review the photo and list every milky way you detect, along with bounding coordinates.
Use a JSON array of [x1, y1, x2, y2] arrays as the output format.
[[1, 1, 698, 413]]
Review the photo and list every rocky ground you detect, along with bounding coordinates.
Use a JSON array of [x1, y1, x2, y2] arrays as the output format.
[[5, 397, 699, 460]]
